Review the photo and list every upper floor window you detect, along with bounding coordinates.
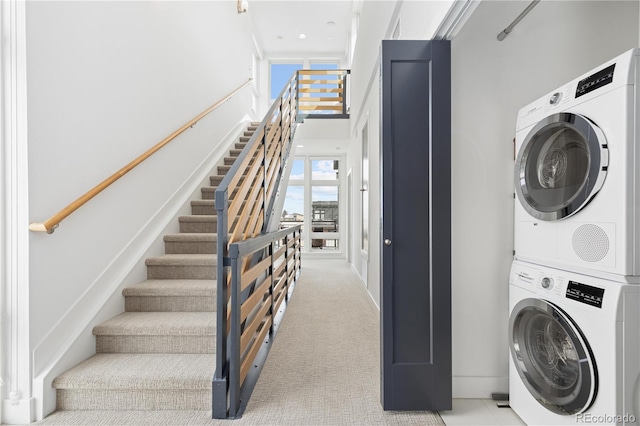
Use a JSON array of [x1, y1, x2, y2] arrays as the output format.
[[270, 62, 303, 100], [309, 62, 339, 70]]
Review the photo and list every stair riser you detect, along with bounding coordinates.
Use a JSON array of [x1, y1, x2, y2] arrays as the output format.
[[201, 188, 216, 200], [208, 176, 244, 188], [125, 296, 215, 312], [217, 166, 252, 177], [56, 389, 210, 410], [206, 191, 251, 205], [165, 241, 216, 254], [147, 265, 216, 280], [192, 202, 244, 215], [201, 188, 242, 200], [225, 156, 255, 166], [96, 335, 214, 354], [191, 204, 216, 215], [179, 221, 217, 233]]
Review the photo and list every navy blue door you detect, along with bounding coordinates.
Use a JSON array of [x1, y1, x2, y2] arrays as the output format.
[[380, 40, 452, 411]]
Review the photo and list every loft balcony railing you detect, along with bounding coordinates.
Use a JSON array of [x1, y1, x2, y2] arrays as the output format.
[[296, 69, 350, 120], [212, 68, 349, 419]]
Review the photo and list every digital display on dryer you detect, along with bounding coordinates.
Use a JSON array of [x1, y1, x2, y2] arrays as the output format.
[[575, 64, 615, 98], [566, 281, 604, 308]]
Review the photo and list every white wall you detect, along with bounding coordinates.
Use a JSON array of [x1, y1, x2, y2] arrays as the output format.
[[347, 0, 639, 400], [347, 0, 453, 311], [23, 1, 255, 419]]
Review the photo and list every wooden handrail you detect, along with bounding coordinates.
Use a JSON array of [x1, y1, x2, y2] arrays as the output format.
[[29, 79, 252, 233]]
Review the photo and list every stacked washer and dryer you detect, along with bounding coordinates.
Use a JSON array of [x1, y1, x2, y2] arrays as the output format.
[[510, 48, 640, 425]]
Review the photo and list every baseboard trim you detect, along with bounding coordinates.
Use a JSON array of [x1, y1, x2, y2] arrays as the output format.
[[452, 376, 508, 399], [350, 263, 379, 312], [31, 116, 251, 421], [3, 397, 35, 425]]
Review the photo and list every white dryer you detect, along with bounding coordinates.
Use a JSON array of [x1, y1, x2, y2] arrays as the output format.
[[514, 48, 640, 280], [509, 260, 640, 425]]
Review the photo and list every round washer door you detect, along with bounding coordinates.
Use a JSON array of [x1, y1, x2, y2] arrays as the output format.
[[509, 298, 597, 415], [515, 113, 608, 221]]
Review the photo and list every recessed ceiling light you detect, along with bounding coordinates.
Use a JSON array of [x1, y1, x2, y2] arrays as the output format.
[[298, 33, 306, 39], [297, 145, 305, 148], [326, 21, 336, 28]]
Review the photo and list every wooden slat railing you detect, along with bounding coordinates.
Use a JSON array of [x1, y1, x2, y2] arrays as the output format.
[[229, 226, 301, 398], [212, 72, 299, 419], [212, 68, 349, 419], [28, 79, 252, 234], [296, 69, 350, 119]]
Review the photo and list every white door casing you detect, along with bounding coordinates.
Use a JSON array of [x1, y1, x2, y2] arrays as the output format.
[[1, 0, 33, 423]]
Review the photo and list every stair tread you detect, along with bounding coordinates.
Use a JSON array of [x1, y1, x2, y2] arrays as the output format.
[[190, 199, 239, 206], [190, 200, 216, 205], [52, 353, 215, 389], [123, 279, 215, 297], [178, 215, 218, 223], [145, 254, 216, 266], [163, 233, 217, 242], [93, 312, 215, 336], [201, 187, 222, 193]]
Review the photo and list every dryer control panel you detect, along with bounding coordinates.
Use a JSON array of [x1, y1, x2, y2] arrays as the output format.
[[566, 281, 605, 308], [575, 63, 616, 98]]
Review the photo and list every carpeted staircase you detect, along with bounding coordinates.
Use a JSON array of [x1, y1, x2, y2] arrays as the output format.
[[51, 123, 260, 412]]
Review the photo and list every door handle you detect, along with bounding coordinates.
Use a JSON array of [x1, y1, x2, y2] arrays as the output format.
[[384, 239, 392, 246]]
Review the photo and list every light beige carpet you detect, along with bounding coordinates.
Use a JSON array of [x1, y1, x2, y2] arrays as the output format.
[[35, 258, 444, 426]]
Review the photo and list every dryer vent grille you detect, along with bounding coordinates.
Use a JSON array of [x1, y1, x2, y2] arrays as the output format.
[[572, 224, 609, 262]]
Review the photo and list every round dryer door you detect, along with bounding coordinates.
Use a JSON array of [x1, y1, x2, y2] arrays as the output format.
[[509, 298, 597, 415], [515, 113, 608, 221]]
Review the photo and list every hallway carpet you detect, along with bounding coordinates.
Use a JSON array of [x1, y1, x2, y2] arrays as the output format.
[[36, 259, 445, 426]]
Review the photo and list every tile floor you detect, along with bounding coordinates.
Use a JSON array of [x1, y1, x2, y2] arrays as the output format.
[[439, 399, 526, 426]]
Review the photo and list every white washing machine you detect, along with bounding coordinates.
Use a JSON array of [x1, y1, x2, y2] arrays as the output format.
[[509, 260, 640, 425], [514, 48, 640, 280]]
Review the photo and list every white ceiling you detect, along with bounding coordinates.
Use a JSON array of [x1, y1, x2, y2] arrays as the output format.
[[247, 0, 355, 57]]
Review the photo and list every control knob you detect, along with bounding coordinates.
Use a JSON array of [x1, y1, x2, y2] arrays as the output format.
[[549, 92, 563, 105]]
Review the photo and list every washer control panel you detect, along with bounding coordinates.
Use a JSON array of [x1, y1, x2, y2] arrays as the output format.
[[541, 277, 554, 289], [566, 281, 605, 308]]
